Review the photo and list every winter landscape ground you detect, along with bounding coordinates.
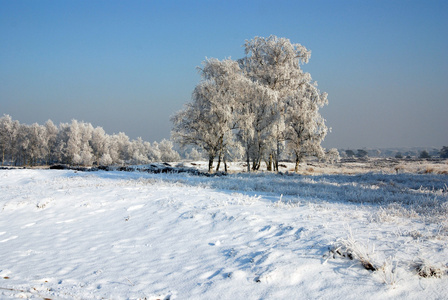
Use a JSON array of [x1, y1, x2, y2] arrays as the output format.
[[1, 160, 447, 299]]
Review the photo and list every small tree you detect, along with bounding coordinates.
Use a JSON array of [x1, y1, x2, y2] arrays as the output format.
[[0, 115, 19, 166], [187, 148, 204, 161], [419, 150, 431, 159], [240, 35, 313, 171], [345, 150, 355, 158], [45, 120, 59, 164], [90, 126, 108, 166], [356, 149, 368, 158], [325, 148, 340, 164], [285, 82, 328, 172], [159, 139, 180, 162], [440, 146, 448, 159]]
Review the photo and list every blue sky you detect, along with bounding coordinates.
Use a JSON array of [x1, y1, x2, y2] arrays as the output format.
[[1, 0, 447, 148]]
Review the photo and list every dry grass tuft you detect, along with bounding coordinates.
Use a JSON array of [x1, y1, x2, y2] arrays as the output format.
[[424, 167, 435, 174], [413, 260, 446, 278], [326, 231, 378, 272]]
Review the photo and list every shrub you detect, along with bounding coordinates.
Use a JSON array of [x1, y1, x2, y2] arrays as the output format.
[[419, 150, 431, 159], [440, 146, 448, 159]]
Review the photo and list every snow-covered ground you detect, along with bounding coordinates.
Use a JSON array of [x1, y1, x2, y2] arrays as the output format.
[[1, 168, 447, 299]]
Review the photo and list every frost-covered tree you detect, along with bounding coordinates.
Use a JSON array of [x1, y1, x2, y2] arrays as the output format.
[[0, 115, 15, 165], [27, 123, 48, 166], [128, 137, 151, 164], [234, 78, 277, 172], [90, 126, 109, 166], [285, 81, 328, 172], [0, 115, 22, 165], [15, 123, 32, 166], [55, 122, 70, 163], [239, 35, 313, 170], [325, 148, 340, 164], [78, 122, 94, 166], [65, 120, 82, 164], [172, 58, 240, 172], [64, 120, 94, 166], [146, 141, 161, 162], [110, 132, 131, 165], [57, 120, 95, 166], [186, 147, 204, 161], [45, 120, 59, 164], [158, 139, 180, 162]]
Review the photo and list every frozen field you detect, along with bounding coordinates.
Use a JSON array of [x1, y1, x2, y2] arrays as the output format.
[[0, 168, 447, 299]]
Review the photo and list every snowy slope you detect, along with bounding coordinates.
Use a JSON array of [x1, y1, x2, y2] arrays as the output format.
[[0, 169, 447, 299]]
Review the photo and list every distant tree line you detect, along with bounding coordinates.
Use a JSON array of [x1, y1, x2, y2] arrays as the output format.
[[0, 114, 180, 167], [343, 148, 448, 159]]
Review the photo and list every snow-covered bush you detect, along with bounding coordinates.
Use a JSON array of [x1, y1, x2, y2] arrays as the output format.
[[325, 148, 340, 164], [159, 139, 180, 162], [186, 148, 204, 161]]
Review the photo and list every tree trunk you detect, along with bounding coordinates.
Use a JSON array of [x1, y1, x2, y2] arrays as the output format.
[[246, 140, 250, 173], [256, 157, 262, 170], [224, 155, 228, 173], [294, 155, 300, 173], [216, 152, 221, 172], [266, 154, 272, 171], [271, 152, 278, 172], [275, 142, 280, 172], [208, 155, 214, 173]]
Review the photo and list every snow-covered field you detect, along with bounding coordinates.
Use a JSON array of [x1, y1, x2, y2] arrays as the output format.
[[1, 167, 447, 299]]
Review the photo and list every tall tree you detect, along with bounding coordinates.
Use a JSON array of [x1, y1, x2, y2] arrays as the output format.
[[45, 120, 59, 164], [27, 123, 48, 166], [171, 58, 240, 172], [239, 35, 312, 170], [90, 126, 108, 166], [285, 81, 328, 172], [0, 115, 14, 165], [234, 78, 277, 172]]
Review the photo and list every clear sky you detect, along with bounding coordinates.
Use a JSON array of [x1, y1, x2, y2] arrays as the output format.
[[1, 0, 447, 149]]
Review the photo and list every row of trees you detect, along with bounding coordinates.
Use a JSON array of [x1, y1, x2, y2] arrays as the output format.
[[342, 148, 448, 159], [0, 114, 180, 167], [172, 36, 334, 172]]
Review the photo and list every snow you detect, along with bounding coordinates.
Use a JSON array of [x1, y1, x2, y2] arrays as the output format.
[[0, 168, 447, 299]]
